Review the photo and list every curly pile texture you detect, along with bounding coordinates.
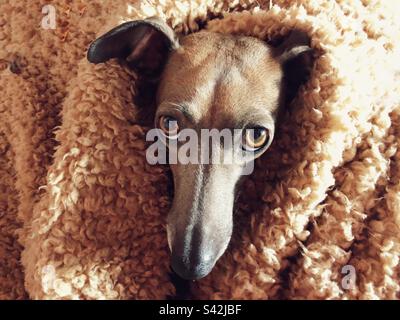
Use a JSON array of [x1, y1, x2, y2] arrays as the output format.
[[0, 0, 399, 299]]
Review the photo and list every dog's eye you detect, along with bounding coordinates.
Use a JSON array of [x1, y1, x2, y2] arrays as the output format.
[[242, 127, 269, 152], [159, 115, 179, 138]]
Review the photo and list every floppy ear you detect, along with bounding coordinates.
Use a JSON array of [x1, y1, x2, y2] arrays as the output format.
[[276, 30, 312, 64], [87, 17, 179, 79], [275, 30, 314, 104]]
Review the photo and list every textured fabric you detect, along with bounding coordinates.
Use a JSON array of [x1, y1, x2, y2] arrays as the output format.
[[0, 0, 399, 299]]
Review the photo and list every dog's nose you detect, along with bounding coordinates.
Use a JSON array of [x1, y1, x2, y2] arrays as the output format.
[[170, 225, 217, 280], [171, 254, 213, 280]]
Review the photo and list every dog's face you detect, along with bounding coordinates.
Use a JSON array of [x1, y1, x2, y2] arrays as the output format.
[[88, 17, 313, 280], [157, 32, 282, 279]]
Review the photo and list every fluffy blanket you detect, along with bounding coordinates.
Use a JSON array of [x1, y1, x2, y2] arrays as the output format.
[[0, 0, 400, 300]]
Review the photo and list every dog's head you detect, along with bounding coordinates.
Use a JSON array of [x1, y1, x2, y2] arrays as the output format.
[[88, 17, 313, 280]]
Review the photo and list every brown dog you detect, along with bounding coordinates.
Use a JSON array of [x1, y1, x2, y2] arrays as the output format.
[[87, 17, 313, 280]]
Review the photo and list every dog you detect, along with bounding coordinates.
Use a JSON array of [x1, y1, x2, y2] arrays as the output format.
[[87, 17, 313, 280]]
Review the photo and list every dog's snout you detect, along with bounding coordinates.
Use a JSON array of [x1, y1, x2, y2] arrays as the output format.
[[171, 253, 214, 280], [167, 165, 236, 280], [170, 226, 215, 280]]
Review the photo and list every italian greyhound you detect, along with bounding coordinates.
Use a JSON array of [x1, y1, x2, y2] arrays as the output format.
[[87, 17, 313, 280]]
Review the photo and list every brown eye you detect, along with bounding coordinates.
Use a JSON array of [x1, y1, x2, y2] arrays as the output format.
[[243, 127, 269, 151], [159, 115, 179, 138]]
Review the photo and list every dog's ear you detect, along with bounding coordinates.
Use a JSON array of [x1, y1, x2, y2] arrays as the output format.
[[87, 17, 179, 79], [275, 30, 312, 64], [275, 30, 314, 103]]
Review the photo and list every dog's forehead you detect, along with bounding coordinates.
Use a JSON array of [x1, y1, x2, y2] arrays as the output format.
[[157, 31, 282, 126]]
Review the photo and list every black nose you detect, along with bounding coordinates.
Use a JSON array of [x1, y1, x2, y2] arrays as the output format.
[[171, 254, 213, 280]]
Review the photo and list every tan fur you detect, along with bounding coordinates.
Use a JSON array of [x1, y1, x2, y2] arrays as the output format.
[[159, 32, 282, 127]]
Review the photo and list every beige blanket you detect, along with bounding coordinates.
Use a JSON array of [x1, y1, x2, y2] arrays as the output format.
[[0, 0, 400, 299]]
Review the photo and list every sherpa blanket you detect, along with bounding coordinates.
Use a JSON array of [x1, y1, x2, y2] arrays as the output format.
[[1, 0, 400, 300]]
